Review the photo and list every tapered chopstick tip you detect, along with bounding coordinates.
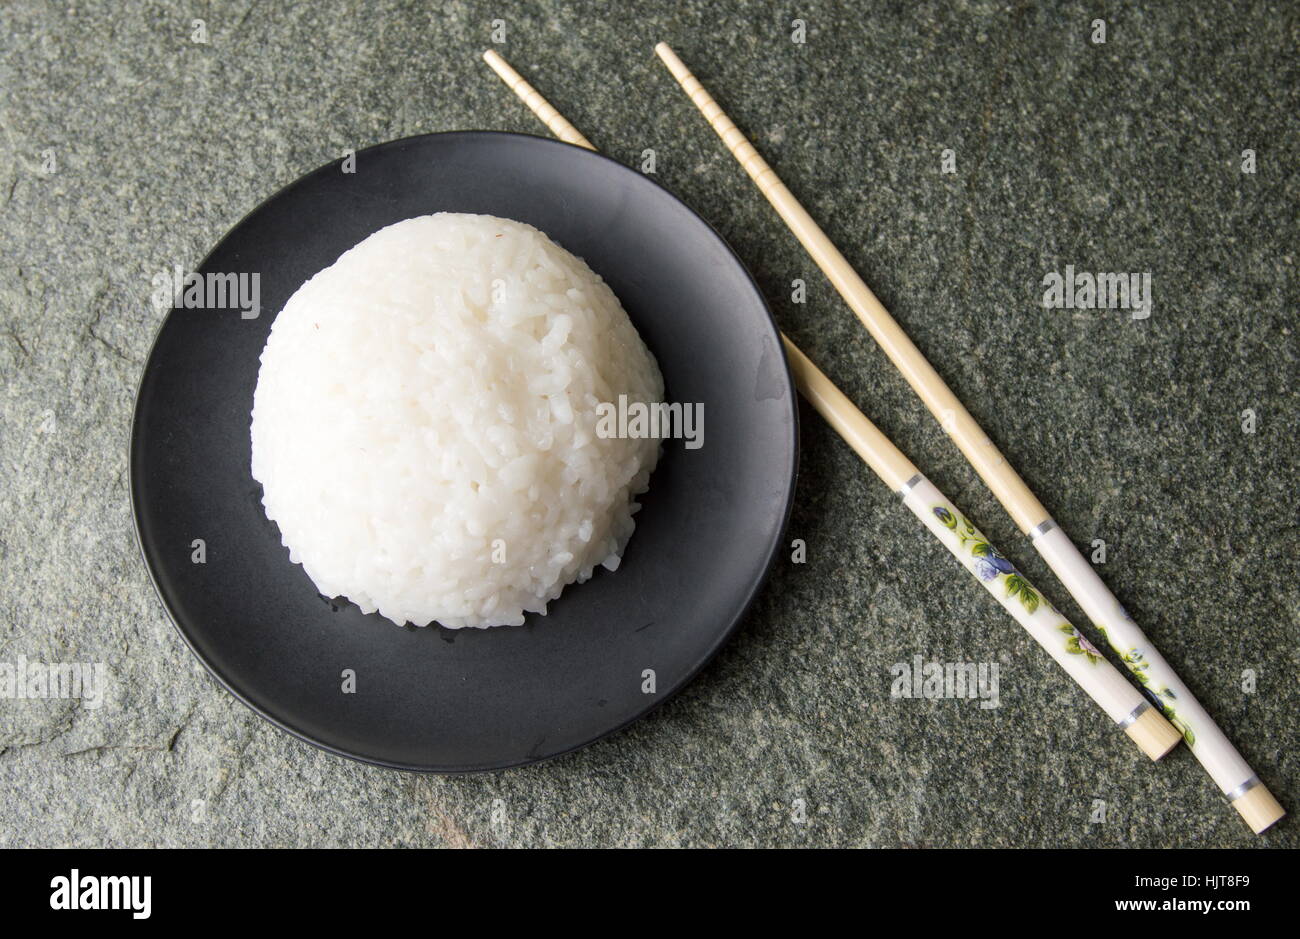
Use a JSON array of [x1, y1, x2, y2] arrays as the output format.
[[654, 42, 687, 75], [482, 48, 517, 85]]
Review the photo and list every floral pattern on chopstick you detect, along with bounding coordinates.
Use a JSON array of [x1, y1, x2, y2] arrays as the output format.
[[933, 505, 1103, 664], [1097, 624, 1195, 747]]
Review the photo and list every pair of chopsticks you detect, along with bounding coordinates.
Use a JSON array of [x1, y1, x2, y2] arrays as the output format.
[[650, 44, 1284, 834], [482, 46, 1283, 833]]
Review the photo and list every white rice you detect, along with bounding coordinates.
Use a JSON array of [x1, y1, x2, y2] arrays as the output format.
[[250, 213, 664, 628]]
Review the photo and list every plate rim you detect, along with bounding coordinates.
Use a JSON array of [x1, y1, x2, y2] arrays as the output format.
[[129, 129, 800, 773]]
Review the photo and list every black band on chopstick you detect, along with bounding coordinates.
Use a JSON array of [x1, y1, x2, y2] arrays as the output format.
[[1117, 701, 1150, 728], [896, 473, 925, 499], [1028, 518, 1058, 541]]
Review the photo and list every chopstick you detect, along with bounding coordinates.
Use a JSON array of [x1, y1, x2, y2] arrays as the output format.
[[654, 42, 1285, 833], [480, 51, 1182, 765]]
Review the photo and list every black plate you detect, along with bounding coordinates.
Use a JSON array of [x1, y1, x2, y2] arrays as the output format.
[[131, 131, 798, 771]]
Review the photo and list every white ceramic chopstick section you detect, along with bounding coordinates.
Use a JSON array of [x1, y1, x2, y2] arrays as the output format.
[[655, 42, 1284, 833], [1031, 524, 1284, 831], [906, 484, 1153, 729], [479, 49, 1179, 762]]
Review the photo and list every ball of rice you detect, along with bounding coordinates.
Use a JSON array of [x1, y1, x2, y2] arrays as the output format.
[[250, 213, 664, 628]]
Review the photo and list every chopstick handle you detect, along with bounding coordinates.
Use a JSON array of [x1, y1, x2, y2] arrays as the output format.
[[784, 339, 1179, 758], [654, 43, 1048, 534], [483, 50, 596, 150]]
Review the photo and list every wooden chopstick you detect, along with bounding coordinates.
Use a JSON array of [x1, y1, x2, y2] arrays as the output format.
[[480, 50, 1182, 765], [654, 42, 1284, 833]]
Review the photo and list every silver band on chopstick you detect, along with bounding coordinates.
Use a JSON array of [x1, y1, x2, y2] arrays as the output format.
[[1117, 700, 1150, 729], [1028, 518, 1058, 541], [1224, 776, 1261, 802], [897, 473, 925, 499]]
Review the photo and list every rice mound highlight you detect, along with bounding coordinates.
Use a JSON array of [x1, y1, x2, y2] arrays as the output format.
[[250, 213, 664, 629]]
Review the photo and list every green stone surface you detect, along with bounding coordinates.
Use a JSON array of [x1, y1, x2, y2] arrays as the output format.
[[1, 0, 1295, 847]]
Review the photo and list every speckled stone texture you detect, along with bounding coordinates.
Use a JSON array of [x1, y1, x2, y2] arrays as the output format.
[[1, 0, 1296, 847]]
